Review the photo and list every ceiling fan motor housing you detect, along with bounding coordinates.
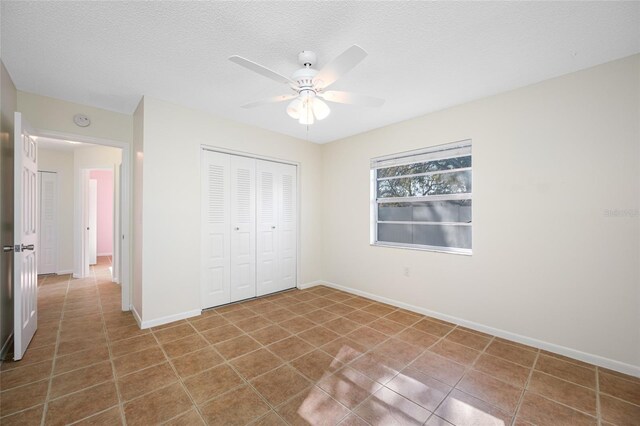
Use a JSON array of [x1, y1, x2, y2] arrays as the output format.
[[292, 67, 317, 90]]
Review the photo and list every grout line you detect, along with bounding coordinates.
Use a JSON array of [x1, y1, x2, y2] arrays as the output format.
[[511, 349, 540, 425]]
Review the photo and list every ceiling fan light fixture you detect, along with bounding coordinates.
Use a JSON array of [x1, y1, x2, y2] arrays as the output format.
[[286, 98, 302, 119], [312, 98, 330, 120], [298, 101, 314, 125]]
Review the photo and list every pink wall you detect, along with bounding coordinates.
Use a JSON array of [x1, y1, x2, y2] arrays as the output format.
[[90, 170, 113, 255]]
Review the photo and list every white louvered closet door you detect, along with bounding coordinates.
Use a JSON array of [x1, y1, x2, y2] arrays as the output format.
[[230, 156, 256, 302], [256, 160, 279, 296], [201, 151, 231, 308], [277, 163, 297, 292]]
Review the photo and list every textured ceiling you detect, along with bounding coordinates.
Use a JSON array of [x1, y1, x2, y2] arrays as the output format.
[[2, 2, 639, 143]]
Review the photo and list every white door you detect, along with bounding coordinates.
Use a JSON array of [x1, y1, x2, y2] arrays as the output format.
[[277, 163, 297, 291], [230, 156, 256, 302], [88, 179, 97, 265], [37, 172, 57, 275], [201, 151, 231, 308], [14, 112, 38, 360], [256, 160, 279, 296]]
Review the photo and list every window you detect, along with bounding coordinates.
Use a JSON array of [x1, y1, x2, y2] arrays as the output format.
[[370, 140, 472, 254]]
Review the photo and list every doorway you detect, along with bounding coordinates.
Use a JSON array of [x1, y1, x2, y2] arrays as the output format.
[[35, 132, 131, 311]]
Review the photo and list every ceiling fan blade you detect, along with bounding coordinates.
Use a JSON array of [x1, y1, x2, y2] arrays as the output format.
[[313, 45, 367, 89], [319, 90, 385, 107], [241, 94, 298, 109], [229, 55, 297, 86]]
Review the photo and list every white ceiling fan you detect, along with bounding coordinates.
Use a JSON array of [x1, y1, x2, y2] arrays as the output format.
[[229, 45, 384, 125]]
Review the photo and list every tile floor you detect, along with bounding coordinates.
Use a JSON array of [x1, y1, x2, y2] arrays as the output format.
[[1, 258, 639, 425]]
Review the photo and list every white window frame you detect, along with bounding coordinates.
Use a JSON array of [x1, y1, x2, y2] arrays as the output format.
[[370, 140, 472, 255]]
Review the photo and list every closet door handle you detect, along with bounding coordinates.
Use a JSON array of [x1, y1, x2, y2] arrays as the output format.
[[271, 226, 276, 229], [234, 227, 240, 231]]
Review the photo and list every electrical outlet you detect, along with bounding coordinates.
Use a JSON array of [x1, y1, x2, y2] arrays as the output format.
[[403, 267, 410, 277]]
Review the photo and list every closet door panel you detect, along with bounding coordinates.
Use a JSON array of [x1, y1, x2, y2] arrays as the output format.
[[256, 160, 279, 297], [230, 155, 256, 302], [201, 151, 231, 308], [278, 163, 297, 291]]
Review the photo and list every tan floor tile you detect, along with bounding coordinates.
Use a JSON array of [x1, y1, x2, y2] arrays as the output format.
[[45, 381, 119, 426], [341, 297, 373, 309], [360, 303, 396, 317], [123, 382, 193, 426], [54, 345, 110, 375], [343, 310, 378, 325], [251, 365, 311, 406], [171, 347, 224, 378], [473, 353, 531, 388], [355, 386, 430, 426], [214, 335, 262, 360], [599, 370, 640, 405], [0, 380, 49, 417], [153, 323, 197, 343], [338, 413, 370, 426], [73, 407, 123, 425], [528, 371, 596, 415], [252, 411, 288, 426], [444, 328, 491, 351], [373, 338, 424, 365], [183, 363, 243, 404], [305, 309, 340, 324], [318, 366, 382, 409], [199, 385, 270, 425], [430, 339, 480, 366], [230, 348, 284, 380], [600, 394, 640, 426], [290, 349, 342, 382], [162, 408, 205, 426], [259, 308, 297, 323], [190, 314, 229, 332], [350, 352, 404, 385], [286, 301, 317, 315], [110, 333, 158, 358], [2, 344, 55, 370], [456, 369, 522, 414], [321, 337, 368, 364], [324, 317, 362, 335], [411, 319, 454, 337], [268, 336, 315, 361], [0, 359, 52, 390], [298, 326, 341, 347], [234, 315, 273, 333], [307, 297, 335, 309], [150, 319, 188, 331], [249, 324, 292, 345], [200, 324, 243, 345], [435, 389, 512, 426], [367, 317, 407, 336], [387, 367, 451, 411], [384, 310, 421, 326], [277, 386, 350, 425], [535, 354, 595, 388], [113, 346, 166, 377], [50, 360, 114, 399], [162, 333, 208, 358], [279, 316, 317, 334], [323, 303, 356, 317], [56, 335, 108, 357], [347, 327, 388, 349], [107, 324, 149, 342], [516, 391, 596, 426], [0, 404, 44, 425], [117, 362, 178, 401], [410, 351, 466, 387], [485, 340, 537, 368], [395, 327, 439, 349]]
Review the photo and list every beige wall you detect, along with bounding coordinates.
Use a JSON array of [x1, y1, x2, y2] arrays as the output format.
[[38, 149, 74, 273], [132, 99, 144, 318], [137, 97, 323, 323], [0, 61, 18, 356], [17, 92, 133, 143], [321, 54, 640, 370]]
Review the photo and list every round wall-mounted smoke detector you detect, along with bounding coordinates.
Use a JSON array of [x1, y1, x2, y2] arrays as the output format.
[[73, 113, 91, 127]]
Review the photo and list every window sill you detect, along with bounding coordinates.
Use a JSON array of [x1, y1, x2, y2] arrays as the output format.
[[370, 242, 472, 256]]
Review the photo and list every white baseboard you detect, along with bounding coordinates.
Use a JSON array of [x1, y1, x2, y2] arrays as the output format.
[[136, 309, 202, 330], [56, 269, 73, 275], [298, 280, 323, 290], [317, 280, 640, 378], [0, 333, 13, 361], [130, 305, 142, 328], [97, 252, 113, 257]]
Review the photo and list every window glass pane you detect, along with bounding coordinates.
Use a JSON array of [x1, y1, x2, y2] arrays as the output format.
[[377, 170, 471, 198], [377, 155, 471, 178], [378, 200, 471, 223], [377, 223, 471, 250]]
